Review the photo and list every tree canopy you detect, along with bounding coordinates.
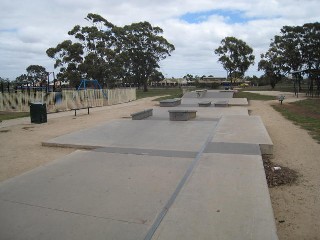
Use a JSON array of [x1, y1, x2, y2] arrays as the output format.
[[46, 13, 174, 90], [26, 65, 48, 87], [259, 22, 320, 88], [214, 36, 255, 84]]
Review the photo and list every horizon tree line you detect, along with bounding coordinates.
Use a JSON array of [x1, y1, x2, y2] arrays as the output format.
[[6, 19, 320, 91]]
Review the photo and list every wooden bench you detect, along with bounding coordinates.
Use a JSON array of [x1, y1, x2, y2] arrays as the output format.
[[131, 109, 153, 120], [159, 98, 181, 107], [198, 101, 211, 107], [168, 110, 197, 121], [71, 106, 92, 116]]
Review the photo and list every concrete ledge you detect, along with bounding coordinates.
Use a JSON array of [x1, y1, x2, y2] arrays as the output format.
[[195, 89, 207, 98], [198, 101, 211, 107], [130, 108, 153, 120], [227, 98, 248, 106], [168, 110, 197, 121], [214, 101, 229, 107], [219, 90, 234, 92], [159, 99, 181, 107]]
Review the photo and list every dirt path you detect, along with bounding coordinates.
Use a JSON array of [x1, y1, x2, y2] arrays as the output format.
[[249, 98, 320, 240]]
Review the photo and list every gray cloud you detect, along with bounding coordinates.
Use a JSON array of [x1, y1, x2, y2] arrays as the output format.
[[0, 0, 319, 79]]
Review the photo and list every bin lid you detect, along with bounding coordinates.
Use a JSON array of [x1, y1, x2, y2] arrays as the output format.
[[30, 102, 44, 105]]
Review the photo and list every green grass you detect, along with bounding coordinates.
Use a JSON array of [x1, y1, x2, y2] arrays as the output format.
[[234, 91, 276, 100], [272, 99, 320, 143], [136, 88, 183, 101], [293, 98, 320, 115], [242, 83, 313, 93], [0, 112, 29, 121], [243, 85, 295, 92]]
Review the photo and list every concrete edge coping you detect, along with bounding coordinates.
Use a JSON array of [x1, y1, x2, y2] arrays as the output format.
[[195, 89, 207, 92], [198, 101, 212, 106], [168, 110, 197, 121], [159, 98, 181, 103], [168, 110, 197, 113], [130, 108, 153, 120], [214, 100, 229, 107], [160, 99, 182, 107]]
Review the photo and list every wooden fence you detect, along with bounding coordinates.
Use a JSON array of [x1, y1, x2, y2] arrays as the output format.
[[0, 88, 136, 112]]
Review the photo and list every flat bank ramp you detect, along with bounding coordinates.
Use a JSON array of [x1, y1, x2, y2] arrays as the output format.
[[212, 115, 274, 155], [152, 153, 278, 240]]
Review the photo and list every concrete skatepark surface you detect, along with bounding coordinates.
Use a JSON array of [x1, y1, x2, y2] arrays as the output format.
[[0, 90, 278, 239], [0, 151, 192, 239], [181, 98, 248, 106], [152, 153, 278, 240], [43, 120, 218, 152], [149, 106, 249, 121]]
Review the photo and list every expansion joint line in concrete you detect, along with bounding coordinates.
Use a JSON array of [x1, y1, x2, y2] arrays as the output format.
[[0, 198, 144, 225], [143, 129, 217, 240]]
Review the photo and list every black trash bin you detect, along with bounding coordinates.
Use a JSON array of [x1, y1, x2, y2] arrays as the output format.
[[30, 102, 47, 123]]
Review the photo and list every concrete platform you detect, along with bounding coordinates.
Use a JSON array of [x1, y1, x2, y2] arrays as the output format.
[[168, 110, 197, 121], [43, 120, 218, 152], [0, 150, 192, 240], [148, 107, 248, 121], [227, 98, 248, 106], [212, 115, 273, 155], [152, 153, 278, 240], [182, 90, 234, 99], [181, 98, 248, 106]]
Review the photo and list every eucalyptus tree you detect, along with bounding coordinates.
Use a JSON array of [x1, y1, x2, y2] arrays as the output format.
[[47, 13, 174, 90], [46, 40, 83, 87], [301, 22, 320, 94], [258, 43, 284, 89], [301, 22, 320, 71], [68, 13, 124, 87], [149, 69, 165, 83], [259, 22, 320, 89], [26, 65, 48, 87], [0, 77, 9, 93], [47, 13, 120, 87], [259, 25, 303, 88], [214, 36, 255, 85], [15, 74, 28, 89], [120, 21, 175, 91]]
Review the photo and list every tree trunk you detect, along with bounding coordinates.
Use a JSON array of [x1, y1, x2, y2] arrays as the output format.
[[143, 79, 148, 92]]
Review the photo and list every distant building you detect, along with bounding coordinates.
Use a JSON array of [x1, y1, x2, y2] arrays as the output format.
[[155, 78, 189, 86], [200, 77, 226, 84]]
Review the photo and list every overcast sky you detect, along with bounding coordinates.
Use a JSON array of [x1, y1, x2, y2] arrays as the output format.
[[1, 0, 319, 80]]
